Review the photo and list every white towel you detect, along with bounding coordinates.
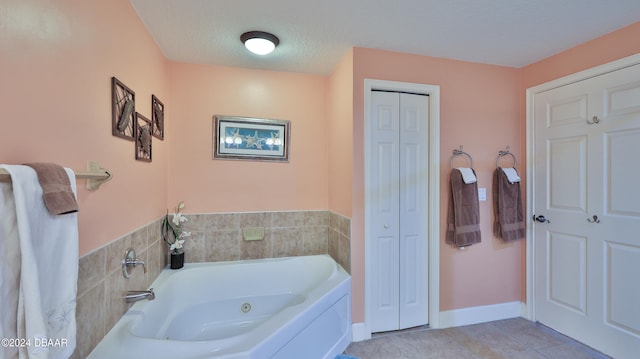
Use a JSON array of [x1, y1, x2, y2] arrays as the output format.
[[455, 168, 477, 184], [0, 180, 21, 359], [500, 167, 521, 183], [0, 165, 78, 359]]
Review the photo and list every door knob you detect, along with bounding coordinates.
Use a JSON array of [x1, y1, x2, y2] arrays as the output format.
[[533, 215, 550, 223], [384, 224, 389, 229], [587, 215, 600, 223]]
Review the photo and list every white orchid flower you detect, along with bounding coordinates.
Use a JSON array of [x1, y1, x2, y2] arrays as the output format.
[[179, 231, 191, 239], [170, 239, 185, 251], [172, 212, 187, 226]]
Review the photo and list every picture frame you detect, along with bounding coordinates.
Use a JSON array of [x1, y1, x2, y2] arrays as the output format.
[[151, 94, 164, 140], [111, 77, 136, 141], [213, 115, 290, 162], [135, 112, 152, 162]]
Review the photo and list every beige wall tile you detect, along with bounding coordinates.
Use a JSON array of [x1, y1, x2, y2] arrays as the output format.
[[206, 230, 241, 262], [77, 248, 105, 297], [73, 282, 105, 359]]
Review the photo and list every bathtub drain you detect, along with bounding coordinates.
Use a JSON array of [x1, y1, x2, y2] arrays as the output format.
[[241, 302, 252, 313]]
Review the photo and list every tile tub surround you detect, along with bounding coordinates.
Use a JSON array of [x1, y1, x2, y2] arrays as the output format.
[[329, 211, 351, 273], [180, 210, 352, 272], [75, 210, 351, 358], [73, 218, 166, 359]]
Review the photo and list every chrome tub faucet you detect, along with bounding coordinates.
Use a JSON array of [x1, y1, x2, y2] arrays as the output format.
[[125, 288, 155, 303]]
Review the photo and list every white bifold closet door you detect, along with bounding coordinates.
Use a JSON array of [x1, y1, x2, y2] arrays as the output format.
[[369, 90, 429, 333], [533, 63, 640, 359]]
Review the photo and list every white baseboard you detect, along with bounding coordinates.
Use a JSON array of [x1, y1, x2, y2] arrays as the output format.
[[438, 301, 523, 328], [351, 322, 370, 342], [352, 301, 524, 341]]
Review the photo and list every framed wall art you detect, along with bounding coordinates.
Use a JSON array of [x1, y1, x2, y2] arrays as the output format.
[[213, 115, 290, 162], [135, 112, 152, 162], [151, 94, 164, 140], [111, 77, 136, 140]]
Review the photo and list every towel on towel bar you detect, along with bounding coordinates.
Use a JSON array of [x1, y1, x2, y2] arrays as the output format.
[[0, 165, 78, 359], [446, 169, 481, 247], [493, 168, 525, 242], [0, 179, 21, 359], [500, 167, 521, 183], [455, 167, 477, 184], [25, 163, 78, 215]]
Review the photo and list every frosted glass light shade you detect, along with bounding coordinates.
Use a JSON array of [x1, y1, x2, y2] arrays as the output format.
[[241, 31, 279, 55]]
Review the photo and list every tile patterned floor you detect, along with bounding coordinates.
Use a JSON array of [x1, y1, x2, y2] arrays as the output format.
[[344, 318, 610, 359]]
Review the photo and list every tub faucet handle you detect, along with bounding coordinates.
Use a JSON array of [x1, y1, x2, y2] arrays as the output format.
[[133, 259, 147, 273], [122, 248, 147, 278]]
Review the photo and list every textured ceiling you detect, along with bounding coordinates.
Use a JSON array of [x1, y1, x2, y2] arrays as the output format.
[[129, 0, 640, 75]]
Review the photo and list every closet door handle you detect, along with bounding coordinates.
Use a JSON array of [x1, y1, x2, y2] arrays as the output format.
[[586, 116, 600, 125], [587, 215, 600, 223], [533, 215, 550, 223]]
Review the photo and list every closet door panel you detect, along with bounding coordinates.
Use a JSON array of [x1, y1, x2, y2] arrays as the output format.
[[606, 129, 640, 216], [399, 93, 428, 329], [369, 90, 429, 333], [370, 91, 401, 332]]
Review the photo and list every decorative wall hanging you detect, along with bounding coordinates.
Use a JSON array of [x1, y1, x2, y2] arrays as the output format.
[[111, 77, 136, 140], [151, 94, 164, 140], [213, 115, 290, 162], [135, 112, 152, 162]]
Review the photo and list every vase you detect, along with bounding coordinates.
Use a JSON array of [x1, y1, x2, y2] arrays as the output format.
[[170, 251, 185, 269]]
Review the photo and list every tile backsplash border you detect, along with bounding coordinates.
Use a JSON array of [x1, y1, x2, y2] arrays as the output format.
[[76, 210, 351, 358]]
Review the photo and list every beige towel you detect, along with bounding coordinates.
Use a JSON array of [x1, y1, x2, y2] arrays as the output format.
[[446, 169, 481, 247], [24, 163, 78, 215], [493, 168, 525, 241]]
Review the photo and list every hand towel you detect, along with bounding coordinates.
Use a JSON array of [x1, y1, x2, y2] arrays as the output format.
[[1, 165, 78, 359], [493, 168, 525, 242], [24, 163, 79, 215], [455, 167, 477, 184], [500, 167, 521, 183], [446, 169, 481, 247], [0, 179, 21, 359]]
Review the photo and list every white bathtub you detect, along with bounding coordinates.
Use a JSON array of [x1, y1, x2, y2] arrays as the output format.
[[88, 255, 351, 359]]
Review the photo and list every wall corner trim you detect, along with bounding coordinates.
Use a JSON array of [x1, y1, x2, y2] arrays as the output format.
[[351, 322, 370, 342]]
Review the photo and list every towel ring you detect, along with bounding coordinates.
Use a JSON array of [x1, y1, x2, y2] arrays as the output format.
[[496, 146, 517, 168], [450, 146, 473, 169]]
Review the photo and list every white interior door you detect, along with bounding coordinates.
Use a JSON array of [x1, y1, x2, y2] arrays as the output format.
[[369, 90, 429, 333], [533, 63, 640, 359]]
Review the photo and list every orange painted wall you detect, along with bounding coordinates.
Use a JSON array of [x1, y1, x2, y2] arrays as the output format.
[[351, 48, 523, 321], [0, 0, 169, 255], [521, 22, 640, 89], [166, 62, 329, 213], [327, 49, 354, 217]]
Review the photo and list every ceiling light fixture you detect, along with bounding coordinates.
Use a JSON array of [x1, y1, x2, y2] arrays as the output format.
[[241, 31, 279, 55]]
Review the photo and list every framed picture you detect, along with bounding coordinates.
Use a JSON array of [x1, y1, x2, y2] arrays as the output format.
[[135, 112, 152, 162], [112, 77, 136, 140], [213, 115, 290, 162], [151, 94, 164, 140]]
